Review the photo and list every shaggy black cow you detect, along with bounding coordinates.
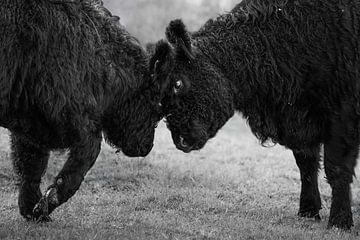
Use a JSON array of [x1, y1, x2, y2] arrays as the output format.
[[152, 0, 360, 229], [0, 0, 165, 221]]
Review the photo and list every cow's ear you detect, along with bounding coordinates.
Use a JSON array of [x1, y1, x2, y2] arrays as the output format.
[[149, 40, 174, 92], [166, 19, 194, 61]]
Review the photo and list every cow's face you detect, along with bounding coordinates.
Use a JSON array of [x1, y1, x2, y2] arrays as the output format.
[[120, 96, 159, 157], [103, 85, 162, 158], [150, 20, 235, 153]]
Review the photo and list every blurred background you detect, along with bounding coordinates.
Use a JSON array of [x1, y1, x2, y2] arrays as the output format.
[[103, 0, 238, 44]]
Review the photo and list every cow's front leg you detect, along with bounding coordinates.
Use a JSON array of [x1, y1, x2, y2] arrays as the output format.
[[33, 132, 102, 220], [293, 147, 321, 220], [11, 133, 50, 221]]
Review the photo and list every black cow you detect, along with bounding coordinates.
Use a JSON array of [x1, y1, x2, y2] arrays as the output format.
[[1, 0, 164, 221], [152, 0, 360, 229]]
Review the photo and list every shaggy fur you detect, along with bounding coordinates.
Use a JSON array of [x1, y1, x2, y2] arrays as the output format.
[[1, 0, 164, 221], [152, 0, 360, 229]]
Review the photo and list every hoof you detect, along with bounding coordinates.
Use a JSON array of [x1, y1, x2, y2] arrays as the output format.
[[327, 217, 353, 230], [22, 212, 52, 223], [36, 215, 52, 223], [298, 209, 321, 221], [32, 187, 58, 222], [25, 214, 52, 223]]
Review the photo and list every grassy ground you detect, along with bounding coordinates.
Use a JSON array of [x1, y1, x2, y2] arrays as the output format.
[[0, 116, 359, 239]]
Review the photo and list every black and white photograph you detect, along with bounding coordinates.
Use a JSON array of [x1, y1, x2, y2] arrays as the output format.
[[0, 0, 360, 239]]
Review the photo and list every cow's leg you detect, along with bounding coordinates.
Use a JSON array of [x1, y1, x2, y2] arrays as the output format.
[[33, 131, 102, 220], [11, 133, 50, 221], [293, 147, 321, 220], [324, 113, 358, 229]]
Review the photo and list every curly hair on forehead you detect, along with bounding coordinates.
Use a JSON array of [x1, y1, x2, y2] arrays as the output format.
[[0, 0, 165, 222]]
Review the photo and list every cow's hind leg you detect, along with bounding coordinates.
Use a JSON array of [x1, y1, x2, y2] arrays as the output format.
[[33, 131, 101, 220], [324, 112, 358, 230], [11, 133, 49, 221], [293, 147, 321, 220]]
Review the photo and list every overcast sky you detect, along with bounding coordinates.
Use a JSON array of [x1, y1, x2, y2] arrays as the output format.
[[102, 0, 239, 43], [184, 0, 235, 9]]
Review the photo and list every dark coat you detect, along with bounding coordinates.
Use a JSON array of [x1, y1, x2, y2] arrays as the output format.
[[0, 0, 161, 155], [152, 0, 360, 229], [0, 0, 163, 221]]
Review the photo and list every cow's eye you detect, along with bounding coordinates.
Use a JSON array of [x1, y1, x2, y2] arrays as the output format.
[[174, 80, 183, 94]]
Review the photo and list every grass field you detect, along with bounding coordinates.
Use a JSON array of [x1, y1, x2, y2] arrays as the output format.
[[0, 115, 359, 239]]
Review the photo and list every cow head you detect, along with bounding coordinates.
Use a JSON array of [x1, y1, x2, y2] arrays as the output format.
[[150, 19, 235, 153]]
